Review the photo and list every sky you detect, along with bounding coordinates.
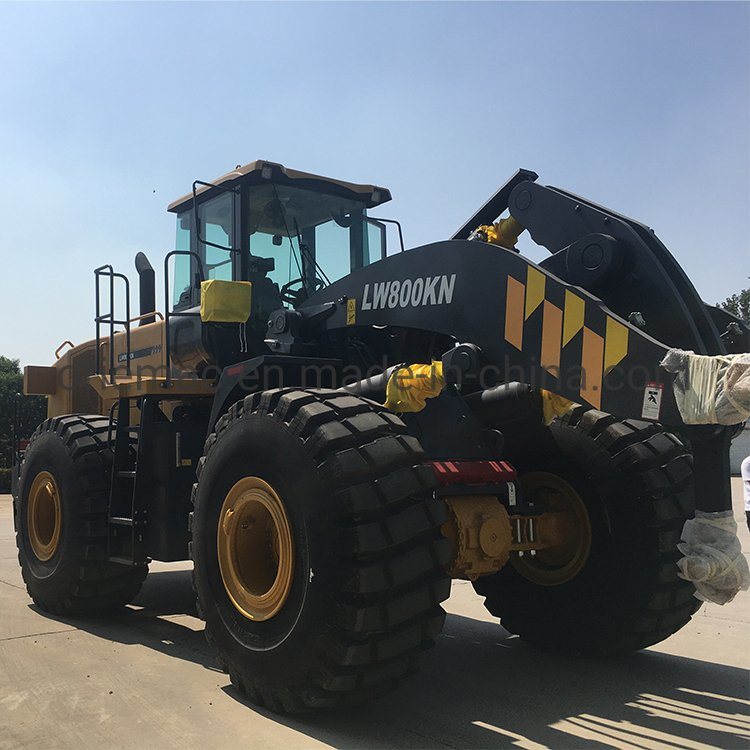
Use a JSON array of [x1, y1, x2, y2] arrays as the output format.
[[0, 1, 747, 367]]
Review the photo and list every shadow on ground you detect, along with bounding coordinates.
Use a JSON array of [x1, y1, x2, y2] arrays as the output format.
[[31, 568, 216, 672], [36, 568, 750, 749]]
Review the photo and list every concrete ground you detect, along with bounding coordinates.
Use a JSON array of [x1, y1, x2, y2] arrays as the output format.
[[1, 482, 748, 750]]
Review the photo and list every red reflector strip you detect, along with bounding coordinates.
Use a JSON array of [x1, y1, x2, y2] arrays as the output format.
[[428, 460, 517, 485]]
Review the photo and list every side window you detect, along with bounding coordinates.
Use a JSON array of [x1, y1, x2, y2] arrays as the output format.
[[173, 210, 192, 308], [314, 220, 350, 283], [366, 220, 386, 262], [313, 214, 383, 283], [199, 194, 234, 282]]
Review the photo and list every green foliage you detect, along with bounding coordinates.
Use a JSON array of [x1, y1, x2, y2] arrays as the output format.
[[718, 288, 750, 325], [0, 357, 47, 469], [0, 355, 20, 376], [0, 468, 10, 493]]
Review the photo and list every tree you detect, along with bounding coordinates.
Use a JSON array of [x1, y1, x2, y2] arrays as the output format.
[[0, 356, 47, 469], [718, 288, 750, 325]]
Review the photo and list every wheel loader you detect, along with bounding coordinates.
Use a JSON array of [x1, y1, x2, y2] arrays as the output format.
[[13, 160, 750, 713]]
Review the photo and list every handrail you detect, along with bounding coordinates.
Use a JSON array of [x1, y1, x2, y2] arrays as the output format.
[[54, 340, 75, 359], [107, 399, 119, 448], [191, 179, 241, 254], [94, 265, 131, 383], [367, 216, 406, 254], [129, 311, 164, 324]]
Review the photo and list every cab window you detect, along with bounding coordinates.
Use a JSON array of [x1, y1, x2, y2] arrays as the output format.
[[245, 183, 381, 304], [313, 220, 350, 284], [199, 193, 234, 282], [248, 228, 302, 291], [173, 210, 192, 308]]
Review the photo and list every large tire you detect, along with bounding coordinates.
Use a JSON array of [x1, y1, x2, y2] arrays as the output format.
[[16, 415, 148, 614], [191, 389, 451, 713], [474, 408, 699, 656]]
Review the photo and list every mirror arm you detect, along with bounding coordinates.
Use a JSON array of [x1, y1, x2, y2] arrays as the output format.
[[367, 217, 405, 254]]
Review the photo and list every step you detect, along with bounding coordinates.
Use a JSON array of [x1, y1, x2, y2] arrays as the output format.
[[108, 556, 138, 566], [116, 470, 136, 479], [109, 516, 134, 526]]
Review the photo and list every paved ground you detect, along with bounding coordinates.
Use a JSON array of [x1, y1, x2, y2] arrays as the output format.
[[1, 482, 748, 750]]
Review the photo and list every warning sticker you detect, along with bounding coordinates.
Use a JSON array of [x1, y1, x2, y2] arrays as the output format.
[[346, 298, 356, 326], [641, 382, 663, 420]]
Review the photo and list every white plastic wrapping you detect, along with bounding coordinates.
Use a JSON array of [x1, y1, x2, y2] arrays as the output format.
[[677, 511, 750, 604], [661, 349, 750, 425]]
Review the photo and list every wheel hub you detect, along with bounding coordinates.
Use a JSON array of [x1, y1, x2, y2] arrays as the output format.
[[512, 471, 592, 586], [217, 476, 294, 621], [27, 471, 62, 562]]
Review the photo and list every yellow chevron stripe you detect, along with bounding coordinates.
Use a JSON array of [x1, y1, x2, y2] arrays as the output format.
[[541, 300, 563, 375], [504, 277, 525, 350], [525, 267, 546, 320], [562, 290, 585, 346], [604, 316, 629, 373], [581, 326, 604, 409]]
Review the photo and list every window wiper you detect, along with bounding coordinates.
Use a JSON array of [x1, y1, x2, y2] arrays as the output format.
[[270, 184, 330, 294], [293, 217, 331, 286], [270, 184, 304, 283]]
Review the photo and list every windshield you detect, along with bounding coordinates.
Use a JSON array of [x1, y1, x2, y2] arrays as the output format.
[[246, 183, 380, 293], [171, 182, 389, 312]]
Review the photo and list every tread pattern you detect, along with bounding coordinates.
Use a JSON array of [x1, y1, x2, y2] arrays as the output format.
[[17, 414, 148, 614], [476, 407, 699, 656], [564, 409, 699, 651], [192, 389, 451, 713]]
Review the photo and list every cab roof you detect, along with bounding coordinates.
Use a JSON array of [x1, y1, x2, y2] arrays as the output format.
[[167, 159, 392, 214]]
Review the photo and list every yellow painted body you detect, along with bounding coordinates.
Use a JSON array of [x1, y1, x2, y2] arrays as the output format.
[[25, 320, 169, 419]]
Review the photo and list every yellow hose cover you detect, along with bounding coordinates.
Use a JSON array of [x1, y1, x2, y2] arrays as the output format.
[[475, 216, 524, 249], [200, 280, 252, 323], [384, 361, 445, 413], [540, 389, 577, 425]]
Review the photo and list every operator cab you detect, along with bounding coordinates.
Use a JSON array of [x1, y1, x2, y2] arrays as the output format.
[[167, 160, 392, 323]]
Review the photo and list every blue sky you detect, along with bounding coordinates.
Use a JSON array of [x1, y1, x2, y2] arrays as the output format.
[[0, 1, 747, 366]]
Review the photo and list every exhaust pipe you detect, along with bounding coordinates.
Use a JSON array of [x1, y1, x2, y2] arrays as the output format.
[[135, 252, 156, 326]]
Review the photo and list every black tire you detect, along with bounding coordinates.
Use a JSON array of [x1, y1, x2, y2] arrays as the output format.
[[16, 414, 148, 614], [474, 408, 700, 656], [191, 389, 451, 713]]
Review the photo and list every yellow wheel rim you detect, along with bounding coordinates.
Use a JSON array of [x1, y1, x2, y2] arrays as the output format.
[[512, 471, 592, 586], [217, 476, 295, 621], [27, 471, 62, 562]]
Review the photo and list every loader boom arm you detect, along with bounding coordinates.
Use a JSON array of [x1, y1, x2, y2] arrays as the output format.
[[278, 173, 749, 515], [299, 239, 682, 424]]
